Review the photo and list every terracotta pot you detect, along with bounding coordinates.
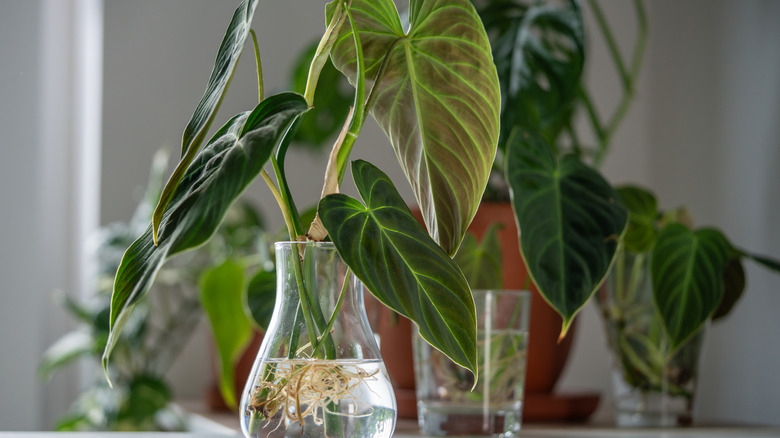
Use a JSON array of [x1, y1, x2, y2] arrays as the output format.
[[467, 202, 576, 394]]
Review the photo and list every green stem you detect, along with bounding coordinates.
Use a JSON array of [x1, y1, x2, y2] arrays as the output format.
[[260, 169, 297, 241], [577, 86, 607, 166], [312, 268, 351, 357], [587, 0, 630, 91], [291, 248, 322, 354], [249, 29, 263, 103], [270, 153, 303, 238]]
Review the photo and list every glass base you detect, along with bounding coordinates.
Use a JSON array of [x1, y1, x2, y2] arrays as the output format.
[[417, 401, 522, 438], [613, 390, 693, 427]]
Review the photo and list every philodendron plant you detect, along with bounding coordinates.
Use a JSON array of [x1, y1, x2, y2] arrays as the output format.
[[612, 186, 780, 353], [104, 0, 501, 401]]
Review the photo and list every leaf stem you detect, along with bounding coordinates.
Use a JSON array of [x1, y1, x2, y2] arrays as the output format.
[[249, 29, 264, 103], [260, 168, 297, 241], [312, 268, 351, 356], [335, 5, 369, 185]]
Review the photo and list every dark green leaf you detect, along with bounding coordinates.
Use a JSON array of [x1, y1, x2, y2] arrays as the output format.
[[506, 129, 627, 334], [153, 0, 260, 242], [454, 224, 504, 290], [246, 269, 276, 330], [105, 93, 308, 371], [119, 375, 171, 424], [491, 0, 584, 146], [319, 160, 478, 377], [199, 259, 251, 409], [651, 224, 730, 351], [616, 185, 659, 252], [712, 258, 746, 321], [328, 0, 501, 255]]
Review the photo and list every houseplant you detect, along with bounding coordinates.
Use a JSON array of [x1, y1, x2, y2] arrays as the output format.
[[477, 0, 780, 426], [598, 185, 780, 426], [102, 0, 503, 436], [40, 151, 271, 430]]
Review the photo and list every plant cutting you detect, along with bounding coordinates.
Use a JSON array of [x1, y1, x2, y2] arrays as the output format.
[[102, 0, 502, 436], [598, 185, 780, 426]]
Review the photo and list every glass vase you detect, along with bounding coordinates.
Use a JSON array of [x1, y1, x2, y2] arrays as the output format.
[[239, 242, 396, 438], [413, 290, 531, 438], [598, 249, 704, 427]]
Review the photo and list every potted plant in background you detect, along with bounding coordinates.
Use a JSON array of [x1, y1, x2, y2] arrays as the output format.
[[40, 151, 273, 430], [598, 186, 780, 427], [102, 0, 503, 436]]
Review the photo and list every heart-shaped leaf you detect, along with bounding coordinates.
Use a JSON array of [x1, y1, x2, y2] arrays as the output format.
[[153, 0, 260, 243], [105, 93, 308, 370], [199, 259, 251, 409], [506, 129, 627, 334], [318, 160, 478, 377], [327, 0, 501, 255], [616, 185, 659, 253], [651, 224, 730, 351], [454, 224, 504, 290]]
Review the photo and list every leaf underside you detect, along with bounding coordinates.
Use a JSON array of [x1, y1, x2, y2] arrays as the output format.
[[327, 0, 501, 255]]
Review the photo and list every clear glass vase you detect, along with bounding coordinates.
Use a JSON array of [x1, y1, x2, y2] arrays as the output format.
[[413, 290, 531, 438], [239, 242, 396, 438], [598, 249, 704, 427]]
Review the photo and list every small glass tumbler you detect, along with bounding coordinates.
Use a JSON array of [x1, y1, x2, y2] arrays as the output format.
[[413, 290, 531, 438]]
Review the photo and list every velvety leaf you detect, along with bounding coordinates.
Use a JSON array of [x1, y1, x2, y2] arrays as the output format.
[[246, 269, 276, 330], [616, 185, 659, 253], [153, 0, 260, 242], [199, 259, 251, 409], [328, 0, 501, 255], [506, 129, 627, 334], [105, 93, 309, 370], [318, 160, 478, 377], [651, 224, 730, 351], [489, 0, 584, 145], [454, 224, 503, 290], [712, 258, 746, 321]]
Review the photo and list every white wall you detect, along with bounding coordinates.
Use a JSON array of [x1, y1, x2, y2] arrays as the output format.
[[0, 1, 46, 430]]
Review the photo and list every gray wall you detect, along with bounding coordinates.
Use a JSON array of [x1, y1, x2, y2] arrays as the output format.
[[1, 0, 778, 430]]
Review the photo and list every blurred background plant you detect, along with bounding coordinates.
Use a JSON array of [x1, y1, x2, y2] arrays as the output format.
[[38, 150, 274, 431]]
